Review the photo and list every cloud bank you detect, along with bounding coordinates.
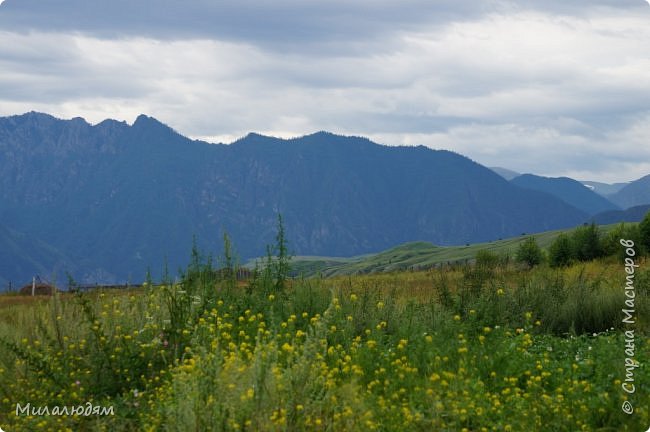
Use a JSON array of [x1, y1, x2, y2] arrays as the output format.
[[0, 0, 649, 182]]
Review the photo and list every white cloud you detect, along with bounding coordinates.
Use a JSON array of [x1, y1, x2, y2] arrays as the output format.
[[0, 2, 648, 182]]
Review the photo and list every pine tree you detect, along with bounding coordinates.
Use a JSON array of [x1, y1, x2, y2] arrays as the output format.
[[221, 232, 237, 291], [273, 214, 291, 292]]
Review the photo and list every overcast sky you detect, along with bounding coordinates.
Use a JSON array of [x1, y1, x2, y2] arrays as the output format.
[[0, 0, 649, 182]]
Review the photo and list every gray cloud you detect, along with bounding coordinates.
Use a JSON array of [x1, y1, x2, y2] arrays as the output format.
[[0, 1, 649, 182], [0, 0, 489, 52], [4, 0, 645, 53]]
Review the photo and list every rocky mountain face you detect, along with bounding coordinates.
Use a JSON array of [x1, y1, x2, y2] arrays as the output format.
[[0, 112, 589, 285]]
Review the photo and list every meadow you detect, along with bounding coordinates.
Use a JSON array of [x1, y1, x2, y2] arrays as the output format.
[[0, 231, 649, 431]]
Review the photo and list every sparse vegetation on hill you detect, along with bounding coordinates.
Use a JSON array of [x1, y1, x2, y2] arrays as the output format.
[[291, 222, 644, 277]]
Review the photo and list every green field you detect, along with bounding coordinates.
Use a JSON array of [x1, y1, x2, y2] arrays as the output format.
[[1, 223, 649, 431]]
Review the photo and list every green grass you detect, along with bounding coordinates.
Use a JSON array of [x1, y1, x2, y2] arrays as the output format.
[[0, 253, 648, 431], [290, 223, 629, 277]]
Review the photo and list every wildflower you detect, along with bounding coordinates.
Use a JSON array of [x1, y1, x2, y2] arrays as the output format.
[[350, 293, 358, 302], [376, 301, 385, 309]]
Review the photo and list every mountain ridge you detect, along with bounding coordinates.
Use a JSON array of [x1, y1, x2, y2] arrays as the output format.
[[608, 174, 650, 209], [510, 173, 619, 216], [1, 112, 590, 285]]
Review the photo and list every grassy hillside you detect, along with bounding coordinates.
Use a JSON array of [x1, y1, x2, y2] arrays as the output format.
[[291, 223, 628, 277]]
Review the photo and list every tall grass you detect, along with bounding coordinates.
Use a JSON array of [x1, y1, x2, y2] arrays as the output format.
[[0, 248, 648, 430]]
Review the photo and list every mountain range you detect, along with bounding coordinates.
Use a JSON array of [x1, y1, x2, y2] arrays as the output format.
[[509, 174, 620, 216], [581, 180, 628, 198], [490, 168, 650, 217], [606, 174, 650, 209], [0, 112, 646, 287]]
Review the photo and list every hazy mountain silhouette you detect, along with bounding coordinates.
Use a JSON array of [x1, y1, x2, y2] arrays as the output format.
[[590, 204, 650, 225], [511, 174, 619, 216], [581, 180, 628, 198], [0, 221, 76, 288], [489, 166, 520, 181], [608, 174, 650, 209]]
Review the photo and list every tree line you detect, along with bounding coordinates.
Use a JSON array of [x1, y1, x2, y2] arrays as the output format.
[[513, 212, 650, 268]]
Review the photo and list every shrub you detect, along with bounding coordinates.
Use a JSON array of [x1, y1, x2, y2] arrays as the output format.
[[640, 210, 650, 255], [548, 233, 573, 268], [571, 222, 602, 261], [601, 223, 642, 259], [475, 249, 500, 270], [516, 237, 544, 268]]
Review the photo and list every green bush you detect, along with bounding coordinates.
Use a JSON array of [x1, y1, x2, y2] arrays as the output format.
[[571, 223, 602, 261], [516, 237, 544, 268], [640, 211, 650, 254], [601, 223, 643, 259], [475, 249, 501, 270], [548, 233, 573, 268]]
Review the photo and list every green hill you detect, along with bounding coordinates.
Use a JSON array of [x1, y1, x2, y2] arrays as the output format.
[[290, 223, 628, 277]]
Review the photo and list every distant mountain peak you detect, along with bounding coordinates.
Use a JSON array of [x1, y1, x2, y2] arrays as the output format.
[[511, 173, 619, 215], [13, 111, 58, 124], [130, 114, 184, 140], [133, 113, 162, 127], [307, 131, 335, 138], [608, 174, 650, 209]]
